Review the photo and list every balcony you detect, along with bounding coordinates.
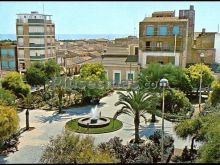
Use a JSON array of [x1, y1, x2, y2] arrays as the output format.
[[30, 54, 45, 59], [29, 32, 45, 35], [144, 31, 183, 37], [144, 46, 182, 52], [28, 19, 44, 23]]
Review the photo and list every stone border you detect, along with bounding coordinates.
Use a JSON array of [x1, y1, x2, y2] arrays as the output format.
[[78, 117, 110, 128]]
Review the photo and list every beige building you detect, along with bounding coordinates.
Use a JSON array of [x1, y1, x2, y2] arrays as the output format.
[[102, 46, 140, 85], [191, 28, 216, 65], [114, 36, 139, 47], [139, 5, 195, 68], [16, 11, 56, 72]]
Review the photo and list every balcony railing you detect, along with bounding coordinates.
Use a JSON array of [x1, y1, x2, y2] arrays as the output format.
[[29, 43, 45, 47], [28, 19, 44, 23], [144, 31, 183, 37], [29, 32, 45, 35], [16, 19, 52, 24], [144, 46, 182, 52], [30, 54, 45, 59]]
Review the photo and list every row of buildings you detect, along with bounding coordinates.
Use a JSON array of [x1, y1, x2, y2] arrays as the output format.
[[0, 5, 220, 84]]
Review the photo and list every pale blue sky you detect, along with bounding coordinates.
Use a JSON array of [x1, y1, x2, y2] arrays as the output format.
[[0, 1, 220, 35]]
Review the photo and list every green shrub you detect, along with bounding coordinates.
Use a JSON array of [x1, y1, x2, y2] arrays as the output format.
[[0, 105, 19, 146], [163, 88, 193, 114], [2, 71, 30, 98], [40, 132, 116, 163], [209, 77, 220, 106], [0, 88, 16, 106]]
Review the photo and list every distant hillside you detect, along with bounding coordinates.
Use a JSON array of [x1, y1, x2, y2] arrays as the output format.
[[0, 34, 131, 41]]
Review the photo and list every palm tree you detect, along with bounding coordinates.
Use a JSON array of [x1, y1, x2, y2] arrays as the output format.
[[113, 89, 154, 143], [55, 86, 65, 113], [21, 93, 33, 130]]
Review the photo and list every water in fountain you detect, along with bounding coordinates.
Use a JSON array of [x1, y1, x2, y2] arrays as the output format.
[[91, 105, 99, 120]]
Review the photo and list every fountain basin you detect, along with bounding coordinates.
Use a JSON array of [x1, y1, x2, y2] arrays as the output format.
[[78, 117, 110, 128]]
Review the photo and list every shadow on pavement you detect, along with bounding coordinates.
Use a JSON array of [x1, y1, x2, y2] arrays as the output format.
[[35, 105, 93, 123]]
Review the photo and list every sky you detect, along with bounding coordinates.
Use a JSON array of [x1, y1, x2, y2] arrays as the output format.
[[0, 1, 220, 35]]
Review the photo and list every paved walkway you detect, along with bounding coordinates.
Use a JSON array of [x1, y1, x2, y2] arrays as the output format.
[[0, 91, 200, 164]]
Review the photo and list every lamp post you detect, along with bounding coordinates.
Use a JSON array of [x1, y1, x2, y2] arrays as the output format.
[[199, 53, 205, 113], [159, 78, 169, 163]]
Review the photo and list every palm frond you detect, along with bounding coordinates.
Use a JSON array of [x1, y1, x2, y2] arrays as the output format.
[[140, 114, 148, 124], [113, 108, 132, 119]]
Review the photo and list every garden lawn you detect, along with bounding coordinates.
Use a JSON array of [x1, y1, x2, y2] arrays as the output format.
[[65, 117, 123, 134]]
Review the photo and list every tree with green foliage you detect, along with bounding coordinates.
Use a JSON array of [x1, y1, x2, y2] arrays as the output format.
[[0, 104, 19, 146], [40, 132, 116, 163], [175, 111, 220, 162], [0, 88, 16, 106], [25, 62, 46, 89], [164, 88, 192, 114], [2, 71, 30, 98], [26, 60, 60, 90], [79, 63, 106, 81], [186, 63, 214, 96], [114, 89, 155, 143], [77, 63, 108, 104], [44, 59, 61, 79], [196, 118, 220, 163], [138, 63, 192, 93], [209, 77, 220, 106]]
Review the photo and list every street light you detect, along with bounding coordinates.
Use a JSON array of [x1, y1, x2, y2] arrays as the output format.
[[199, 53, 205, 113], [159, 78, 169, 163]]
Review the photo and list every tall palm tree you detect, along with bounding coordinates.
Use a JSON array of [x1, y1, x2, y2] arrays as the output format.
[[113, 89, 154, 143]]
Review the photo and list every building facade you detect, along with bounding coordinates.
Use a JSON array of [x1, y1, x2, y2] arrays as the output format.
[[191, 29, 216, 65], [16, 11, 56, 72], [139, 5, 195, 68], [102, 46, 140, 85]]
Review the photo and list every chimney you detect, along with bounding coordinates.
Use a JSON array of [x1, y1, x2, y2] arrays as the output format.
[[202, 28, 206, 33], [190, 5, 194, 10]]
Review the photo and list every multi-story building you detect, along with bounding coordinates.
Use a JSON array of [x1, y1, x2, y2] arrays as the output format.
[[139, 5, 195, 68], [16, 11, 56, 72], [0, 43, 18, 77]]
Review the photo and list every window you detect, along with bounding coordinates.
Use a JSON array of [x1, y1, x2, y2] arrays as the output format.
[[9, 61, 15, 68], [8, 49, 15, 56], [17, 26, 23, 35], [1, 61, 8, 69], [145, 26, 154, 36], [128, 73, 134, 80], [146, 41, 150, 49], [135, 47, 138, 55], [104, 70, 108, 80], [173, 26, 180, 35], [156, 42, 163, 48], [158, 25, 168, 36], [18, 38, 24, 46], [1, 49, 7, 56], [18, 49, 24, 58], [29, 26, 44, 33]]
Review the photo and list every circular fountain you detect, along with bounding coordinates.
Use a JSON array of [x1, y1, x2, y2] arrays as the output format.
[[78, 105, 110, 128]]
